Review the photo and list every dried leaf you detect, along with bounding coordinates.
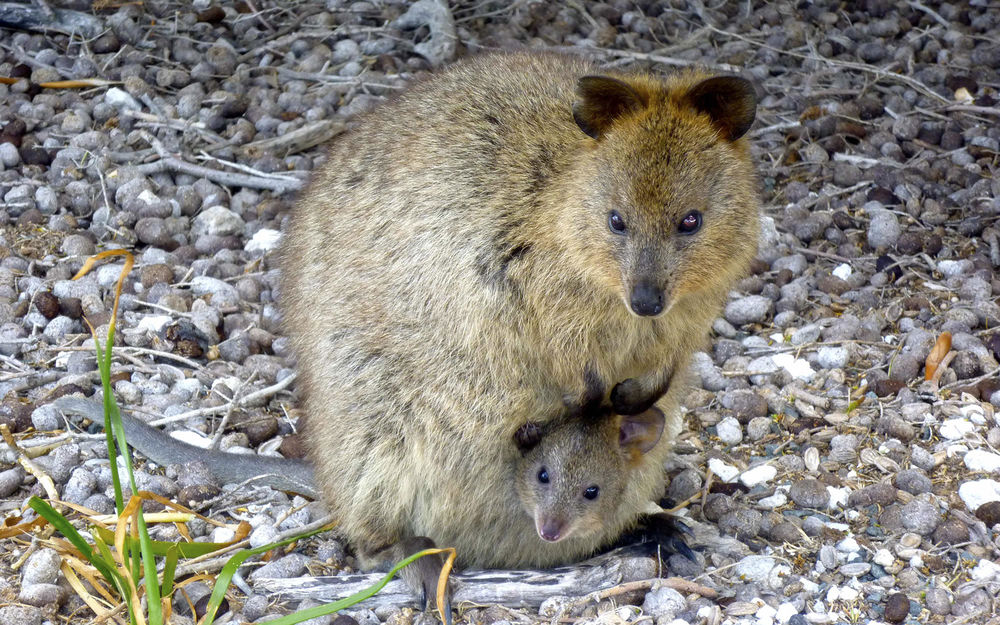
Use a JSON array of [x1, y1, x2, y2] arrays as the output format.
[[37, 78, 118, 89], [924, 331, 952, 381]]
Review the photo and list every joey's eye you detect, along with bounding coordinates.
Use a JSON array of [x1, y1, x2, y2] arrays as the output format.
[[678, 211, 702, 235], [608, 210, 626, 234], [583, 485, 599, 500], [537, 468, 550, 484]]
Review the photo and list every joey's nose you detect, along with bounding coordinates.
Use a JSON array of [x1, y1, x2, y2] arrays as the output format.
[[630, 283, 663, 317], [538, 519, 565, 542]]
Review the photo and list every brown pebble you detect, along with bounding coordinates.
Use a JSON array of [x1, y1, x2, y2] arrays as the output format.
[[333, 615, 360, 625], [178, 484, 222, 504], [44, 384, 90, 401], [932, 518, 969, 545], [848, 482, 897, 508], [884, 592, 910, 623], [923, 233, 943, 255], [16, 208, 44, 226], [140, 264, 175, 288], [197, 6, 226, 22], [816, 273, 850, 295], [895, 231, 922, 255], [20, 146, 52, 166], [0, 397, 33, 433], [974, 501, 1000, 527], [33, 292, 60, 319], [233, 412, 278, 446], [872, 379, 906, 397], [59, 297, 83, 319]]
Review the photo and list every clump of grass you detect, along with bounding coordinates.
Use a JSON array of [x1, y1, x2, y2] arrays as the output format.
[[12, 250, 454, 624]]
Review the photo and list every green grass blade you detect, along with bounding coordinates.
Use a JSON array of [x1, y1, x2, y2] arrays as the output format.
[[28, 496, 120, 584], [253, 549, 444, 625], [200, 524, 334, 625], [162, 544, 179, 597]]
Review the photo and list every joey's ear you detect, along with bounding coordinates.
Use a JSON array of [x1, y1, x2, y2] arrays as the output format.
[[684, 76, 757, 141], [573, 76, 647, 140], [619, 407, 665, 455], [514, 421, 544, 453]]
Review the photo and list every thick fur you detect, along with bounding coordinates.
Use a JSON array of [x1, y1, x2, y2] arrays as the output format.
[[281, 51, 759, 569]]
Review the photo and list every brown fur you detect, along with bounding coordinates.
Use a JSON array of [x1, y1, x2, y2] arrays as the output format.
[[280, 51, 759, 569]]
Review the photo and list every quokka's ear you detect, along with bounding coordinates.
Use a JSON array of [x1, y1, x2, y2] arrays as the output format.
[[514, 421, 544, 453], [619, 407, 665, 455], [684, 76, 757, 141], [572, 75, 648, 140]]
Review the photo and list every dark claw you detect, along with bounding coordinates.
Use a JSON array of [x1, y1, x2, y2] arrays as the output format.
[[611, 512, 698, 562]]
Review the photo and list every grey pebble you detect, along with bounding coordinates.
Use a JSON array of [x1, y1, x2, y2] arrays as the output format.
[[0, 467, 24, 497], [819, 545, 837, 570], [42, 315, 76, 343], [0, 322, 27, 356], [248, 553, 310, 581], [18, 582, 64, 607], [192, 206, 245, 238], [802, 515, 826, 536], [717, 507, 762, 539], [900, 498, 940, 535], [242, 594, 269, 621], [720, 389, 769, 422], [924, 588, 951, 616], [30, 403, 62, 432], [62, 467, 98, 504], [952, 589, 992, 618], [789, 478, 828, 509], [249, 523, 280, 550], [772, 254, 808, 275], [839, 562, 871, 577], [716, 416, 743, 445], [0, 605, 42, 625], [218, 332, 251, 363], [815, 345, 850, 369], [910, 445, 935, 471], [190, 275, 240, 308], [724, 295, 773, 326], [746, 416, 771, 441], [641, 587, 686, 621], [894, 468, 932, 495], [0, 142, 20, 168], [867, 209, 902, 249], [790, 324, 821, 345], [666, 468, 702, 502], [21, 548, 61, 585]]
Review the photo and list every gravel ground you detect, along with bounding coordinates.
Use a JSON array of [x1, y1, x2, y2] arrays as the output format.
[[1, 1, 1000, 624]]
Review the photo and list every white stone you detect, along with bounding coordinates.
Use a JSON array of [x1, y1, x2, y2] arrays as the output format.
[[873, 549, 894, 567], [716, 416, 743, 445], [836, 536, 860, 554], [832, 263, 852, 280], [741, 464, 777, 488], [940, 418, 975, 440], [759, 492, 788, 509], [772, 352, 815, 380], [776, 603, 799, 624], [211, 527, 235, 543], [246, 228, 282, 254], [105, 87, 140, 110], [965, 449, 1000, 473], [958, 479, 1000, 511], [192, 205, 245, 238], [960, 403, 987, 424], [171, 430, 212, 449], [135, 315, 172, 334], [827, 486, 850, 509], [970, 558, 1000, 582], [708, 457, 740, 482]]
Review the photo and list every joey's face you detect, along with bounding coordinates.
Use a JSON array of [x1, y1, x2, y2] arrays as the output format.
[[515, 422, 626, 543]]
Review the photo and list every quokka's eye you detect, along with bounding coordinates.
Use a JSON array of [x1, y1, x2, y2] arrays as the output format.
[[608, 210, 626, 234], [537, 468, 550, 484], [583, 485, 600, 500], [678, 211, 702, 234]]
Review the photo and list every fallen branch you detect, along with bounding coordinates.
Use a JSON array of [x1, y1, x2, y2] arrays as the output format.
[[254, 550, 667, 610], [0, 2, 104, 37]]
